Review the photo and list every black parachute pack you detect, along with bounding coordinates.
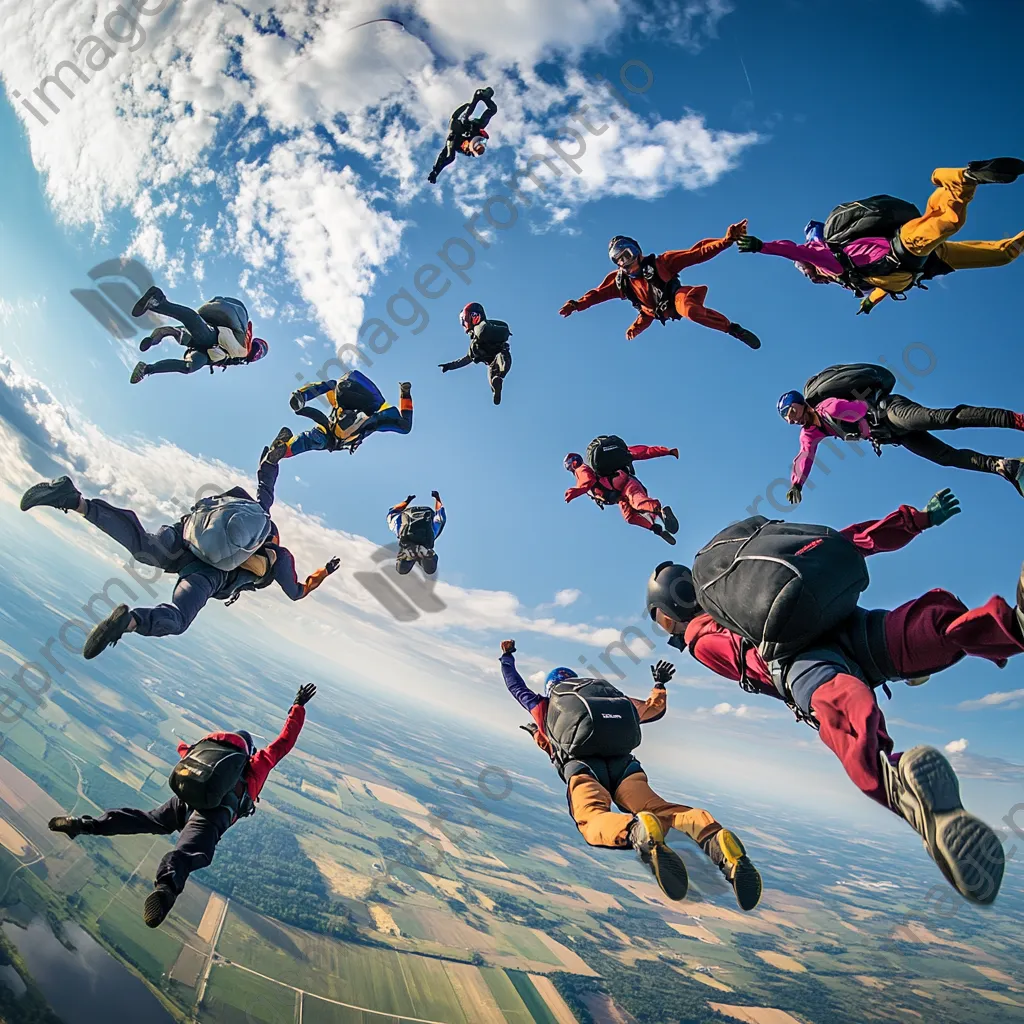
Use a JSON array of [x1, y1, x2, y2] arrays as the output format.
[[469, 320, 511, 362], [399, 506, 436, 549], [169, 737, 253, 816], [803, 363, 897, 443], [545, 678, 642, 759], [615, 256, 681, 323], [692, 517, 870, 665], [585, 436, 633, 506], [196, 296, 251, 372], [823, 196, 928, 293]]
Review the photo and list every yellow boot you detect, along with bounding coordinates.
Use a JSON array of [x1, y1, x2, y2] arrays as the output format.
[[628, 812, 688, 901], [704, 829, 762, 911]]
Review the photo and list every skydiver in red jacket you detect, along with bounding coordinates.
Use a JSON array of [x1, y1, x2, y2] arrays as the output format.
[[47, 685, 316, 928], [646, 490, 1023, 905], [559, 227, 761, 349], [564, 445, 680, 544]]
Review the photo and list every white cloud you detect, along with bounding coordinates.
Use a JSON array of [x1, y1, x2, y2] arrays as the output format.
[[554, 589, 581, 607], [944, 738, 969, 754], [919, 0, 960, 10], [957, 688, 1024, 711]]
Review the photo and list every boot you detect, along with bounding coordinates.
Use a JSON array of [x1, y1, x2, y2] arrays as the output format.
[[880, 746, 1004, 904], [20, 476, 82, 514], [262, 427, 293, 466], [964, 158, 1024, 185], [140, 326, 183, 352], [995, 458, 1024, 496], [131, 285, 165, 318], [491, 376, 503, 405], [143, 884, 176, 928], [83, 604, 134, 661], [727, 324, 761, 350], [129, 361, 148, 385], [661, 505, 679, 535], [651, 523, 676, 546], [399, 381, 412, 399], [627, 812, 688, 901], [48, 816, 87, 840], [703, 828, 762, 911]]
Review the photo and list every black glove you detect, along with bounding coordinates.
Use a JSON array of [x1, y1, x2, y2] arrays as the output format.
[[404, 494, 416, 504], [787, 484, 803, 506], [439, 363, 449, 372], [325, 557, 340, 574], [736, 235, 763, 253], [651, 660, 675, 687], [427, 171, 438, 185], [431, 490, 441, 501], [520, 722, 538, 737], [501, 639, 516, 656], [399, 381, 412, 398], [289, 392, 305, 411], [294, 683, 317, 706]]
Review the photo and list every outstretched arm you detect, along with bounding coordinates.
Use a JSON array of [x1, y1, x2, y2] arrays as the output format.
[[659, 220, 747, 273], [270, 545, 337, 599], [291, 380, 336, 408], [757, 239, 845, 276], [625, 312, 654, 340], [439, 354, 473, 372], [564, 467, 597, 502], [564, 271, 620, 313], [840, 490, 958, 555], [791, 428, 823, 489], [255, 459, 280, 513], [246, 701, 308, 791], [627, 445, 678, 462]]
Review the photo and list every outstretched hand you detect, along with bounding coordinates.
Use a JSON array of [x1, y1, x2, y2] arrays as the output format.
[[431, 490, 441, 502], [725, 219, 749, 243], [294, 683, 317, 706], [787, 484, 803, 506], [925, 488, 961, 528], [625, 325, 641, 341], [857, 297, 875, 316], [289, 392, 305, 411], [737, 235, 763, 253], [501, 639, 516, 655], [559, 300, 579, 317], [651, 660, 675, 686], [325, 557, 341, 574]]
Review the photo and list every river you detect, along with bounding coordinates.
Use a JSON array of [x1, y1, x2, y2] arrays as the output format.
[[2, 917, 174, 1024]]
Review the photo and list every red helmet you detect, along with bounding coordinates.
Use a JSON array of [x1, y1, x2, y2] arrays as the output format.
[[460, 302, 485, 330], [248, 337, 269, 362], [564, 452, 583, 471]]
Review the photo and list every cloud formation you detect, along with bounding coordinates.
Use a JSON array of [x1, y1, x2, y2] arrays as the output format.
[[957, 688, 1024, 711]]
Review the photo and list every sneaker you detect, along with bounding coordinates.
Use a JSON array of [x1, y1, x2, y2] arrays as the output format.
[[628, 811, 688, 901], [704, 829, 762, 911], [83, 604, 133, 660], [662, 505, 679, 535], [20, 476, 82, 514], [964, 158, 1024, 185], [131, 285, 165, 318], [492, 377, 503, 405], [883, 746, 1004, 904], [143, 885, 176, 928], [728, 324, 761, 350], [996, 458, 1024, 496], [48, 816, 86, 840], [651, 523, 676, 545], [262, 427, 292, 466], [129, 362, 148, 385], [140, 326, 183, 352]]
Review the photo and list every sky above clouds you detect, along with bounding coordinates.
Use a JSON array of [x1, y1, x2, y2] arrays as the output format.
[[1, 0, 1022, 833]]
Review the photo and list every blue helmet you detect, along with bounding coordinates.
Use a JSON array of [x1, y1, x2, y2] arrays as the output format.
[[778, 390, 805, 417], [804, 220, 825, 243], [544, 667, 578, 696], [234, 729, 255, 755], [608, 235, 641, 267]]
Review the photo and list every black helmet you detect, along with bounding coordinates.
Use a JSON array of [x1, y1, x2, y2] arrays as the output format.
[[234, 729, 255, 756], [646, 561, 699, 625]]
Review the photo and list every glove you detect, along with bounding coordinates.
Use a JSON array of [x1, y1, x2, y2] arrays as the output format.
[[439, 364, 449, 372], [325, 557, 341, 574], [405, 494, 416, 504], [564, 489, 575, 503], [787, 484, 803, 506], [925, 487, 960, 528], [737, 235, 763, 253], [625, 325, 640, 341], [427, 171, 438, 185], [476, 86, 494, 100], [431, 490, 441, 501], [294, 683, 317, 706], [857, 297, 875, 316], [289, 392, 305, 411], [725, 218, 748, 243], [501, 639, 516, 655], [399, 381, 412, 398], [558, 300, 579, 317], [669, 448, 679, 459], [519, 722, 538, 737], [651, 660, 675, 686]]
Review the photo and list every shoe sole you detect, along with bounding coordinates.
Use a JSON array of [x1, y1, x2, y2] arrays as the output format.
[[20, 478, 75, 513], [731, 857, 763, 911], [143, 890, 173, 928], [899, 745, 1004, 904], [83, 604, 130, 660], [662, 507, 679, 535], [131, 287, 161, 318], [651, 842, 689, 901], [130, 362, 147, 384], [967, 157, 1024, 183], [660, 531, 676, 545]]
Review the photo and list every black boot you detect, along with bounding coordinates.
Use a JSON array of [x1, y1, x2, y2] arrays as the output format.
[[702, 828, 763, 911], [130, 361, 148, 385], [662, 505, 679, 535], [996, 458, 1024, 496], [651, 523, 676, 545], [261, 427, 293, 466], [131, 285, 165, 318], [881, 746, 1004, 904], [140, 326, 183, 352], [628, 812, 688, 901], [83, 605, 134, 660], [143, 885, 176, 928], [48, 816, 87, 840], [491, 377, 503, 405], [964, 158, 1024, 185], [727, 324, 761, 350], [20, 476, 82, 514]]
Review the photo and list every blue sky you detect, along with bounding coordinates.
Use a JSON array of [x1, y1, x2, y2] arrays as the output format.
[[1, 0, 1023, 828]]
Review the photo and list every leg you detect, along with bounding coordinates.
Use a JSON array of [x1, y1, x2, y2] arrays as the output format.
[[420, 553, 438, 575], [898, 430, 1004, 475], [141, 350, 212, 376], [430, 141, 458, 180], [619, 476, 661, 516], [884, 394, 1021, 433], [131, 568, 221, 637], [395, 559, 415, 575], [612, 772, 720, 846], [899, 168, 977, 257], [673, 284, 732, 333], [84, 500, 186, 568], [618, 499, 657, 530], [147, 296, 219, 350], [83, 796, 187, 837], [935, 231, 1024, 269], [279, 426, 330, 458], [155, 807, 232, 896], [567, 772, 632, 848], [361, 404, 413, 437]]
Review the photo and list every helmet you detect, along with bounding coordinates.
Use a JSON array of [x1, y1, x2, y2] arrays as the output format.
[[563, 452, 583, 471], [804, 220, 825, 243], [646, 561, 698, 626], [608, 235, 641, 267], [468, 134, 488, 156], [249, 337, 269, 362], [460, 302, 486, 330], [544, 666, 578, 696], [234, 729, 255, 756], [777, 390, 805, 417]]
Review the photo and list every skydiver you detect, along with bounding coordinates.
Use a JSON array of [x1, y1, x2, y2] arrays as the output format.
[[128, 288, 269, 383], [564, 437, 680, 544], [438, 302, 512, 405], [646, 488, 1022, 904], [427, 87, 498, 184], [388, 491, 446, 575], [500, 640, 762, 910], [737, 158, 1024, 315], [778, 363, 1024, 507], [48, 685, 317, 928], [19, 454, 339, 659], [558, 229, 761, 349], [264, 372, 413, 461]]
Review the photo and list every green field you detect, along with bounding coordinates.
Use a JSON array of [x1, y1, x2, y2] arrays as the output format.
[[506, 971, 559, 1024], [97, 889, 183, 982], [201, 963, 298, 1024], [480, 968, 534, 1024]]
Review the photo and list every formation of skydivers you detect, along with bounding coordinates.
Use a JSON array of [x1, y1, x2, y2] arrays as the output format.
[[19, 84, 1024, 925]]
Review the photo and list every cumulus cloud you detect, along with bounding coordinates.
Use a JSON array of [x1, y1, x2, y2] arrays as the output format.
[[944, 737, 969, 754], [554, 589, 581, 607], [957, 688, 1024, 712]]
